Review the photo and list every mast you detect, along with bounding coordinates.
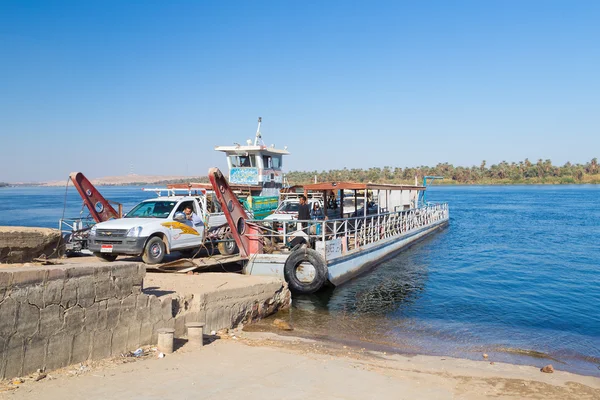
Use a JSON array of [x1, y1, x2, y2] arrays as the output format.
[[253, 117, 263, 146]]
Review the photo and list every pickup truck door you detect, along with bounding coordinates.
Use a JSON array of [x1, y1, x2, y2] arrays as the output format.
[[164, 200, 204, 250]]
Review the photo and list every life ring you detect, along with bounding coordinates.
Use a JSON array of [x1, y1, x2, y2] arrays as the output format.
[[283, 248, 328, 294]]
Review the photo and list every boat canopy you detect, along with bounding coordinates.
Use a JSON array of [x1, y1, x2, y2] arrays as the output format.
[[302, 182, 426, 191]]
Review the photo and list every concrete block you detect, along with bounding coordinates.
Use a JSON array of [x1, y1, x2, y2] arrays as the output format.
[[9, 287, 28, 304], [16, 302, 40, 338], [39, 304, 65, 337], [71, 330, 91, 364], [76, 276, 96, 307], [66, 266, 95, 279], [93, 265, 112, 282], [111, 263, 138, 279], [148, 295, 162, 323], [139, 321, 154, 346], [23, 335, 47, 377], [106, 298, 121, 329], [121, 294, 137, 316], [96, 300, 108, 331], [46, 334, 73, 371], [126, 322, 141, 351], [94, 277, 113, 301], [110, 325, 129, 356], [161, 296, 174, 321], [91, 330, 111, 360], [174, 315, 185, 337], [132, 285, 142, 295], [11, 269, 46, 288], [135, 295, 149, 321], [46, 267, 66, 282], [0, 271, 12, 302], [132, 264, 146, 286], [26, 284, 45, 308], [60, 279, 78, 308], [0, 335, 6, 379], [43, 279, 64, 307], [83, 302, 99, 331], [64, 305, 85, 335], [113, 276, 133, 299], [0, 297, 18, 337], [4, 335, 25, 380]]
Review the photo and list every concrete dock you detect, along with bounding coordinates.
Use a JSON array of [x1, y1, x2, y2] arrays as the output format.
[[0, 259, 290, 381]]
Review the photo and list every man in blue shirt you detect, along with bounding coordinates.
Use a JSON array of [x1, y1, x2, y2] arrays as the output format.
[[183, 205, 203, 230]]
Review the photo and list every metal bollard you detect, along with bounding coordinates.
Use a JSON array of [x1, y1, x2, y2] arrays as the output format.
[[186, 322, 205, 347], [157, 328, 175, 354]]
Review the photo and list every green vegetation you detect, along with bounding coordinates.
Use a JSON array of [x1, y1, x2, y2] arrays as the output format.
[[286, 158, 600, 185]]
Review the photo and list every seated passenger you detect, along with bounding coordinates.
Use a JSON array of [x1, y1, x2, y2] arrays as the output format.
[[311, 203, 325, 220], [183, 205, 203, 229]]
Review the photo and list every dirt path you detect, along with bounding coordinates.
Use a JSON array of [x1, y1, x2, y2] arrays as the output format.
[[2, 331, 599, 400]]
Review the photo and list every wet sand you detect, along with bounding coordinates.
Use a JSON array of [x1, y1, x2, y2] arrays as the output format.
[[2, 330, 598, 400]]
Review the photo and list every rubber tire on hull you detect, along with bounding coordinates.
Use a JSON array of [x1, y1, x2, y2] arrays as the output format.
[[283, 248, 328, 294], [217, 232, 239, 255], [93, 252, 118, 262], [142, 236, 166, 264]]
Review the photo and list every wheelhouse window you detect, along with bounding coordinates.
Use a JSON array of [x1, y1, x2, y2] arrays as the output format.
[[272, 156, 281, 169], [230, 155, 256, 168], [125, 201, 177, 218]]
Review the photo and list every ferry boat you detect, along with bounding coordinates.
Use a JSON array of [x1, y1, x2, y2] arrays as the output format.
[[209, 168, 449, 294]]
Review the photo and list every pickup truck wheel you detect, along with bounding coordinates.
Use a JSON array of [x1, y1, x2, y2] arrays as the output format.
[[93, 252, 118, 262], [217, 232, 238, 255], [142, 237, 166, 264]]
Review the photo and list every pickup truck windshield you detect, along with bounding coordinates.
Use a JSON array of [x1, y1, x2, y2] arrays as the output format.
[[276, 201, 300, 213], [125, 201, 177, 218]]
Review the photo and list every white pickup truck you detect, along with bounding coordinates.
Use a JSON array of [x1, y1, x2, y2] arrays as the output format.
[[263, 194, 324, 222], [88, 191, 238, 264]]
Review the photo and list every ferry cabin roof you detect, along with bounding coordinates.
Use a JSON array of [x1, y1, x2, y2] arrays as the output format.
[[302, 181, 426, 216], [302, 182, 425, 192]]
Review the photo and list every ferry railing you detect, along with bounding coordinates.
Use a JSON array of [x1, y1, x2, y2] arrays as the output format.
[[245, 203, 449, 261]]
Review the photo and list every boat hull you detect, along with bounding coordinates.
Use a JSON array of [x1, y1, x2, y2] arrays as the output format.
[[243, 217, 449, 288]]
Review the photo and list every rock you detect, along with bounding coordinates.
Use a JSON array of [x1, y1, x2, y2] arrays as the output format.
[[0, 227, 61, 263], [541, 364, 554, 373], [482, 353, 488, 359], [34, 372, 47, 381], [272, 318, 293, 331]]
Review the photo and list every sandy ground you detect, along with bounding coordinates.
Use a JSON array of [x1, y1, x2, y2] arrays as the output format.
[[2, 330, 598, 400]]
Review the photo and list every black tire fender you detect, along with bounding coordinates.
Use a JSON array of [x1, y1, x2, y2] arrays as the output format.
[[283, 248, 328, 294]]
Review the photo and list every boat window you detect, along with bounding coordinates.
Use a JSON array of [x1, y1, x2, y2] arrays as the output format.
[[230, 155, 256, 168], [125, 201, 177, 219], [229, 156, 240, 168], [272, 156, 281, 169], [263, 155, 272, 169]]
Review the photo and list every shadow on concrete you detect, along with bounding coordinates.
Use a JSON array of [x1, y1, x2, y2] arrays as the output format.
[[143, 286, 176, 297]]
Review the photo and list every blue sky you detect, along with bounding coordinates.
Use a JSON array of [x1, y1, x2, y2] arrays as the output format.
[[1, 1, 599, 182]]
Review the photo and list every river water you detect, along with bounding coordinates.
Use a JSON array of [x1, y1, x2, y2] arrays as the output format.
[[1, 184, 599, 376]]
